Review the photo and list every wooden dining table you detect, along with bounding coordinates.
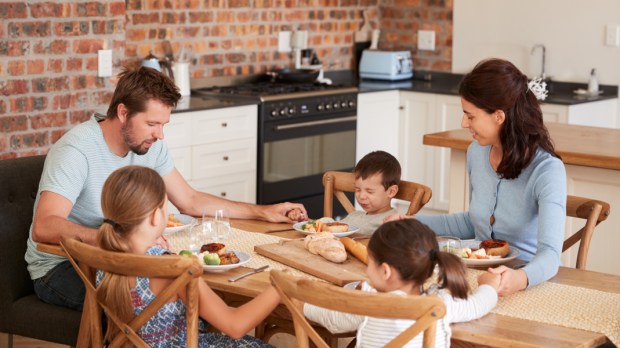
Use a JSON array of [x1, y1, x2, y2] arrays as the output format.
[[37, 218, 619, 347]]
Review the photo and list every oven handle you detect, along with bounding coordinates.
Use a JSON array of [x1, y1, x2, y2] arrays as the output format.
[[274, 116, 357, 131]]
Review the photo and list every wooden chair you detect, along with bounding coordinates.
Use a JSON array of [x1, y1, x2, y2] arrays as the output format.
[[270, 269, 446, 348], [322, 170, 432, 217], [60, 237, 203, 348], [563, 195, 611, 269]]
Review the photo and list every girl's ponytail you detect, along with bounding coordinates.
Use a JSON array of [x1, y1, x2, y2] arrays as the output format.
[[434, 251, 470, 299]]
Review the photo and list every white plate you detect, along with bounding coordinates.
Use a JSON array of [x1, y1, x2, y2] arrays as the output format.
[[164, 214, 196, 235], [293, 221, 360, 238], [200, 250, 251, 273], [460, 240, 521, 267]]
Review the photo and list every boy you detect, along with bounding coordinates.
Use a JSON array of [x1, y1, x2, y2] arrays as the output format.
[[341, 150, 400, 235]]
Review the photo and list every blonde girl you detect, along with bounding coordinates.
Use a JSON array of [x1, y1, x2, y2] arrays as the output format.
[[304, 219, 500, 347], [97, 165, 277, 347]]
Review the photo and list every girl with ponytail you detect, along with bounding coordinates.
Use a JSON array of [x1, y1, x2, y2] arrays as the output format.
[[304, 219, 499, 347], [97, 166, 276, 347]]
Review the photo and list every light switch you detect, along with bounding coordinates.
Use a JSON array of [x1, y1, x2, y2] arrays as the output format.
[[418, 30, 436, 51], [605, 24, 620, 47], [98, 49, 112, 77]]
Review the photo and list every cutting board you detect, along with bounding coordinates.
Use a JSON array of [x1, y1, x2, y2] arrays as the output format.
[[254, 239, 367, 286]]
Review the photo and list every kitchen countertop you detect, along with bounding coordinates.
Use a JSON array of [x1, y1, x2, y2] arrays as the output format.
[[356, 70, 619, 106], [176, 70, 618, 114], [171, 95, 258, 114], [423, 122, 620, 170]]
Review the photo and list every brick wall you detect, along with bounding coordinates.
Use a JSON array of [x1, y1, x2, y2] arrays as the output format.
[[0, 0, 452, 159], [380, 0, 453, 70]]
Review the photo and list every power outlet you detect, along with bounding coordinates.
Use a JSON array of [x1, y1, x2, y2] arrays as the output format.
[[278, 31, 292, 52], [605, 24, 620, 47], [418, 30, 436, 51], [98, 49, 112, 77]]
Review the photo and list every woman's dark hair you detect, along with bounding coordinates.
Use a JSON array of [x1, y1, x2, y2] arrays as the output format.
[[368, 219, 470, 299], [353, 150, 401, 189], [459, 58, 560, 179], [107, 66, 181, 120]]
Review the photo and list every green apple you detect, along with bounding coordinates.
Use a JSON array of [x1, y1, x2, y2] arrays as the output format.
[[179, 250, 193, 257]]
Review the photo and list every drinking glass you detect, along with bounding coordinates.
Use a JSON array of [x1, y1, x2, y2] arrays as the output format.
[[437, 236, 462, 256], [187, 221, 202, 253], [214, 209, 230, 241], [201, 208, 217, 243]]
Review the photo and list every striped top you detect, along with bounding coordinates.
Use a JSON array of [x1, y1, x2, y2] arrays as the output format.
[[26, 115, 175, 280], [304, 281, 498, 348]]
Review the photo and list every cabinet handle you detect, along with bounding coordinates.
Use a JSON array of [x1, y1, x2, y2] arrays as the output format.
[[399, 106, 404, 110], [223, 156, 229, 161], [221, 122, 228, 127], [220, 192, 227, 197]]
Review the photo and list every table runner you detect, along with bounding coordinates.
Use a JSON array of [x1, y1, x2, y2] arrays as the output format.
[[466, 269, 619, 346], [167, 226, 318, 279], [169, 226, 619, 345]]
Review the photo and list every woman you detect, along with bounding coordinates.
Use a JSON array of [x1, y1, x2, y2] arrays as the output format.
[[390, 58, 566, 296]]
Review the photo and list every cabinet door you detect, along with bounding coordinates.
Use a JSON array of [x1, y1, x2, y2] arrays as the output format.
[[356, 91, 400, 162], [192, 138, 257, 179], [541, 104, 569, 124], [430, 95, 463, 212], [398, 92, 434, 186], [191, 172, 257, 204], [191, 105, 257, 145]]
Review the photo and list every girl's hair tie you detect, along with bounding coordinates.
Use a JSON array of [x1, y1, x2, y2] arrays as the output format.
[[429, 248, 437, 262], [103, 218, 119, 229]]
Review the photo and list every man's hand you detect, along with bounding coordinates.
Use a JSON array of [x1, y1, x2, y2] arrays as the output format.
[[487, 266, 528, 296], [261, 202, 307, 223]]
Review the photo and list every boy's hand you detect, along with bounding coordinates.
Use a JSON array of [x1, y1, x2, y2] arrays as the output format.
[[477, 272, 501, 290], [383, 214, 413, 223]]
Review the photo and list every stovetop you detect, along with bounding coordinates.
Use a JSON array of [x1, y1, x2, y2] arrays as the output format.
[[192, 79, 358, 103]]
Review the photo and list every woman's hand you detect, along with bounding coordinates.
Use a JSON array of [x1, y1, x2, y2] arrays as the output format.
[[156, 235, 171, 250], [487, 266, 528, 296], [383, 214, 413, 223]]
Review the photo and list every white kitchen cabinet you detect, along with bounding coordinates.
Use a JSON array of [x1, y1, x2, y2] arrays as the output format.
[[356, 90, 400, 161], [541, 99, 618, 128], [399, 92, 462, 213], [164, 105, 258, 213]]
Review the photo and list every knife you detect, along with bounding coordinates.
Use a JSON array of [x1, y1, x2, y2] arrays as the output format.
[[228, 265, 269, 282]]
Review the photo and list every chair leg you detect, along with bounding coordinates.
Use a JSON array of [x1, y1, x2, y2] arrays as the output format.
[[0, 332, 13, 348]]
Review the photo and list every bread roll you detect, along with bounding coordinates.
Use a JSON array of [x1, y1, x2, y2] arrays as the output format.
[[340, 237, 368, 264], [303, 232, 347, 263], [480, 239, 510, 257]]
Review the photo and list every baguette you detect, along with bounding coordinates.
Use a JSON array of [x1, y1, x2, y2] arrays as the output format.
[[340, 237, 368, 265]]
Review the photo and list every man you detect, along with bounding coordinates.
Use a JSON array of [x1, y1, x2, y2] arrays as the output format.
[[25, 67, 306, 310]]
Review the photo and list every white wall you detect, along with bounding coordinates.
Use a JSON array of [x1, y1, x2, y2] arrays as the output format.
[[453, 0, 620, 86]]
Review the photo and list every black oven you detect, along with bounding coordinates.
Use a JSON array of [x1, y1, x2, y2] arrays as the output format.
[[191, 80, 358, 218], [258, 91, 357, 218]]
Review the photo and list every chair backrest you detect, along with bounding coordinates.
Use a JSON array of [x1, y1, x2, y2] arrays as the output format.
[[0, 155, 81, 346], [322, 171, 432, 217], [61, 237, 203, 348], [270, 269, 446, 348], [563, 195, 611, 270]]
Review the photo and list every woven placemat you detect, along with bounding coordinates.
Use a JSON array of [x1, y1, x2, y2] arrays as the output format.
[[168, 226, 318, 279], [466, 269, 619, 346]]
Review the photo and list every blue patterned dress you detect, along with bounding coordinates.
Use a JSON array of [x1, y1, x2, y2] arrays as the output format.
[[99, 246, 272, 347]]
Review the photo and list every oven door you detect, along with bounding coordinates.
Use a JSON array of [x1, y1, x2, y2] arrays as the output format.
[[258, 113, 356, 217]]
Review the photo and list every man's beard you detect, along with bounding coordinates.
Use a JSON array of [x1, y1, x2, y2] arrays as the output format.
[[121, 121, 153, 155]]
